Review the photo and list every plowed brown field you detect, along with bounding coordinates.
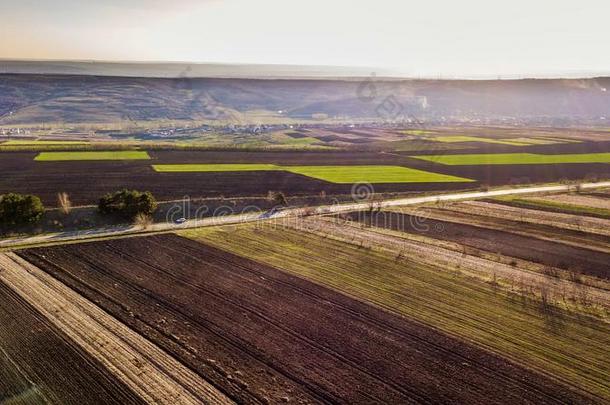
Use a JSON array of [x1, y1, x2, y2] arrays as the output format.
[[0, 281, 144, 404], [17, 234, 595, 404]]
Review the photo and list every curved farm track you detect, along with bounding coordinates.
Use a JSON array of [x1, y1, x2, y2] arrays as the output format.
[[18, 234, 595, 404]]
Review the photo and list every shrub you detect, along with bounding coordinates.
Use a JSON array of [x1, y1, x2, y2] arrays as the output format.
[[0, 193, 45, 226], [98, 189, 157, 219], [267, 191, 288, 206]]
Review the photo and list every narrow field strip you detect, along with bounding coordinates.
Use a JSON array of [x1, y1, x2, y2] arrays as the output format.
[[3, 140, 90, 145], [35, 151, 151, 161], [0, 252, 233, 405], [492, 196, 610, 219], [506, 137, 572, 145], [346, 210, 610, 280], [528, 194, 610, 211], [430, 136, 532, 146], [152, 163, 474, 183], [410, 152, 610, 165], [388, 204, 610, 254], [0, 278, 144, 404], [186, 225, 610, 401], [455, 201, 610, 237], [152, 163, 281, 172]]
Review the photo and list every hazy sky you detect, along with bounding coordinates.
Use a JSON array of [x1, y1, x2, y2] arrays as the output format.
[[1, 0, 608, 77]]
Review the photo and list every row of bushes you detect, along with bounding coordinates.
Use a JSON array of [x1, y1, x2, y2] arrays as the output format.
[[0, 190, 157, 227]]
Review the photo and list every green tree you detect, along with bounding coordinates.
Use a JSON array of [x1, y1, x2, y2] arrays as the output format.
[[0, 193, 45, 226], [98, 189, 157, 220]]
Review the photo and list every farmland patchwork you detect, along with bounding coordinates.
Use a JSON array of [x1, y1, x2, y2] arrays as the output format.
[[14, 234, 598, 404]]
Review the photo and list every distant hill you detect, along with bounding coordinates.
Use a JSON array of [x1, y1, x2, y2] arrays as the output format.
[[0, 60, 384, 79], [0, 67, 609, 126]]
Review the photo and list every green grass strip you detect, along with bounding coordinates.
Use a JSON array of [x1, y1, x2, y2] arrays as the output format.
[[410, 153, 610, 165], [430, 136, 531, 146], [35, 151, 151, 161]]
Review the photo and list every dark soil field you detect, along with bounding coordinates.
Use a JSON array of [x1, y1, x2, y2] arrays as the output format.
[[0, 151, 475, 205], [1, 148, 609, 206], [0, 281, 144, 404], [17, 234, 592, 404], [426, 162, 610, 186], [346, 211, 610, 279]]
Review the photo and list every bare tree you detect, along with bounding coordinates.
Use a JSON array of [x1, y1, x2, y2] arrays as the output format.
[[57, 192, 72, 215]]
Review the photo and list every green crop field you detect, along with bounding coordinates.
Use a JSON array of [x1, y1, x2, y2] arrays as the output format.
[[282, 165, 473, 183], [430, 136, 531, 146], [152, 164, 474, 183], [181, 225, 610, 400], [3, 140, 90, 145], [35, 151, 151, 161], [400, 129, 436, 136], [506, 137, 575, 145], [411, 153, 610, 165]]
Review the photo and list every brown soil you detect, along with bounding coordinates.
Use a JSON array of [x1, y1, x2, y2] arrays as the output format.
[[0, 253, 232, 405], [0, 280, 145, 404], [18, 234, 595, 404], [346, 211, 610, 279]]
